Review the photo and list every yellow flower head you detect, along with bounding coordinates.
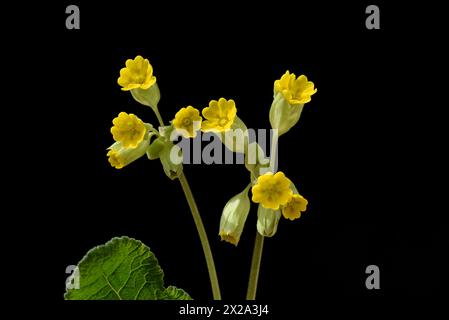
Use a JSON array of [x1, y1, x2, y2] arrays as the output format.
[[201, 98, 237, 132], [106, 138, 150, 170], [107, 149, 125, 169], [172, 106, 202, 138], [110, 112, 146, 148], [252, 172, 293, 210], [274, 71, 317, 105], [117, 55, 156, 91], [282, 194, 308, 220]]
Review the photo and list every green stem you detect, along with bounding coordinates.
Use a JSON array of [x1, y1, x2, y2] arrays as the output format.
[[152, 106, 222, 300], [152, 105, 165, 128], [246, 232, 264, 300], [178, 173, 221, 300]]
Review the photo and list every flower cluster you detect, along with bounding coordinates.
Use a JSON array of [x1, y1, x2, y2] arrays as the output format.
[[219, 170, 308, 245], [217, 70, 316, 245], [108, 55, 316, 247]]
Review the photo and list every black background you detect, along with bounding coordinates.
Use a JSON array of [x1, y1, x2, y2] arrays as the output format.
[[27, 0, 448, 314]]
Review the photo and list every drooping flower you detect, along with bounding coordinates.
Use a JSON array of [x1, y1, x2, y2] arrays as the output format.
[[110, 112, 146, 148], [117, 55, 156, 91], [107, 149, 125, 169], [274, 71, 317, 105], [251, 172, 293, 210], [201, 98, 237, 132], [282, 194, 308, 220], [106, 139, 149, 169], [172, 106, 202, 138], [219, 185, 251, 246]]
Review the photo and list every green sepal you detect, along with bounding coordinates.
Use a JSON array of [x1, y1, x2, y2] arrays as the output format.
[[269, 92, 304, 136], [159, 142, 183, 180], [146, 137, 166, 160], [256, 205, 281, 237], [130, 83, 160, 109]]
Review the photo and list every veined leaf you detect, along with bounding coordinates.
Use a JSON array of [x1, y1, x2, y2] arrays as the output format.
[[64, 236, 191, 300]]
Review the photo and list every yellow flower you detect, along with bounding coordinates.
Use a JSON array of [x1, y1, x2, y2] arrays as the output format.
[[110, 112, 146, 148], [274, 71, 317, 105], [282, 194, 308, 220], [106, 138, 150, 170], [117, 55, 156, 91], [251, 172, 293, 210], [107, 149, 125, 169], [201, 98, 237, 132], [172, 106, 202, 138]]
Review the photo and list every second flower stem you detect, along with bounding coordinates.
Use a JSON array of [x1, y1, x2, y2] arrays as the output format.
[[178, 173, 221, 300], [153, 106, 221, 300], [246, 232, 264, 300]]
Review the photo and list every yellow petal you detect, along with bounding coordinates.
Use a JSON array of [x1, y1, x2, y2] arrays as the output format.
[[140, 76, 156, 89], [202, 105, 220, 120]]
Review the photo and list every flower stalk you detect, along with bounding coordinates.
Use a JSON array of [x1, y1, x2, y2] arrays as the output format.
[[153, 107, 221, 300], [246, 232, 264, 300], [178, 173, 221, 300]]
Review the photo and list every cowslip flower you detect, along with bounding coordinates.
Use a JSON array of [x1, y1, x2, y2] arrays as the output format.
[[270, 70, 317, 136], [274, 71, 317, 105], [219, 185, 251, 246], [117, 56, 160, 109], [251, 172, 293, 210], [172, 106, 202, 138], [201, 98, 237, 132], [110, 112, 146, 148], [107, 139, 149, 169], [117, 55, 156, 91], [282, 194, 308, 220]]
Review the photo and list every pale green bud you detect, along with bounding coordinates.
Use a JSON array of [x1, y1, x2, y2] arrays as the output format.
[[159, 142, 183, 180], [256, 205, 281, 237], [219, 184, 251, 246]]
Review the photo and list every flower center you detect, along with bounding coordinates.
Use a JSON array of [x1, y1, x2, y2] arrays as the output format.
[[264, 184, 280, 197], [218, 117, 229, 126], [133, 73, 146, 84], [182, 118, 192, 127]]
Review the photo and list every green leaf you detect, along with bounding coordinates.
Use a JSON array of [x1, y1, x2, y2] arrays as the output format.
[[158, 286, 192, 300], [64, 236, 191, 300]]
